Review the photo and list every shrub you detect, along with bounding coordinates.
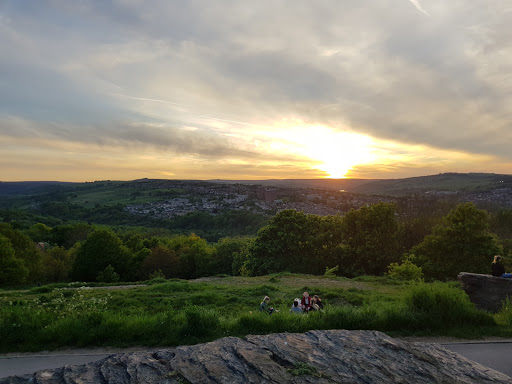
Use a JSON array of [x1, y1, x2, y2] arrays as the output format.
[[404, 283, 494, 329], [97, 265, 120, 283], [148, 269, 165, 280], [147, 277, 167, 285], [386, 255, 423, 282], [324, 265, 339, 278]]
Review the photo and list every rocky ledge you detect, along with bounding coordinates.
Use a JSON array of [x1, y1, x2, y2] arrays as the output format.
[[458, 272, 512, 312], [2, 330, 510, 384]]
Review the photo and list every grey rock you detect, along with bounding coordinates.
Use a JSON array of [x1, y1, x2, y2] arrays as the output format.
[[458, 272, 512, 312], [1, 330, 511, 383]]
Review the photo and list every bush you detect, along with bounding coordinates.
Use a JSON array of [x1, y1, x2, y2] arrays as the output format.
[[146, 277, 167, 285], [404, 283, 494, 329], [386, 255, 423, 282], [97, 265, 120, 283], [148, 269, 165, 280], [324, 265, 339, 278]]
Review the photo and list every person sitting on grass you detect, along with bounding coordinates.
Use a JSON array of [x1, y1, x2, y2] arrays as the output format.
[[301, 291, 312, 312], [290, 299, 302, 314], [312, 295, 324, 310], [492, 255, 512, 278], [259, 296, 275, 315], [309, 295, 324, 312]]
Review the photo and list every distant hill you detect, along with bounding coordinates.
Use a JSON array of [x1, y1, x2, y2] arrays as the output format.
[[2, 173, 511, 199], [0, 181, 73, 196], [209, 178, 376, 191], [351, 173, 512, 196], [213, 173, 512, 196]]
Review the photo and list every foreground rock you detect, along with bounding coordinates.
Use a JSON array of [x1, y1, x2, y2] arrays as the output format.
[[458, 272, 512, 312], [2, 330, 510, 383]]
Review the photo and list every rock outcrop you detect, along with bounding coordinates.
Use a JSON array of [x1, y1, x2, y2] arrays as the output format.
[[458, 272, 512, 312], [2, 330, 510, 384]]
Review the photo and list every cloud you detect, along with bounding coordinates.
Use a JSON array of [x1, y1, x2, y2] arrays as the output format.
[[407, 0, 430, 16], [1, 0, 512, 180]]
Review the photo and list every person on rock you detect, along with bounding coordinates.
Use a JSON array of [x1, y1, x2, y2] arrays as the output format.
[[491, 255, 512, 278]]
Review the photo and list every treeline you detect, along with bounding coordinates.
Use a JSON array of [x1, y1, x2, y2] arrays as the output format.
[[1, 202, 512, 286], [0, 205, 269, 242]]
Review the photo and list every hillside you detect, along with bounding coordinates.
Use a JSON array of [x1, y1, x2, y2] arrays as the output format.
[[351, 173, 512, 196], [212, 173, 512, 196], [1, 173, 512, 240]]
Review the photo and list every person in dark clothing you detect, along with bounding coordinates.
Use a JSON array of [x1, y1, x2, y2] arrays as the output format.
[[492, 255, 512, 278], [312, 295, 324, 310], [259, 296, 276, 314]]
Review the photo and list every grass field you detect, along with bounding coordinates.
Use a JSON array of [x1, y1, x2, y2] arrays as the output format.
[[1, 274, 512, 353]]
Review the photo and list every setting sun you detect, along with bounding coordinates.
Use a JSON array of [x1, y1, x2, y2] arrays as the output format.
[[275, 126, 376, 178]]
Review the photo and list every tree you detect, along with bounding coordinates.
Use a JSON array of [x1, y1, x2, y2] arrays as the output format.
[[412, 203, 502, 280], [213, 237, 254, 276], [140, 245, 180, 279], [26, 223, 52, 242], [248, 210, 342, 275], [70, 229, 132, 281], [40, 246, 73, 283], [338, 203, 403, 276], [50, 223, 92, 249], [0, 223, 43, 283], [0, 234, 29, 285]]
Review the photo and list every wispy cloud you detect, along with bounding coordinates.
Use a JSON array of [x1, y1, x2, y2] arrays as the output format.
[[408, 0, 430, 16]]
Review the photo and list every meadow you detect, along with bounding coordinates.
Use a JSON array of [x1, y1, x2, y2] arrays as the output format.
[[2, 274, 512, 353]]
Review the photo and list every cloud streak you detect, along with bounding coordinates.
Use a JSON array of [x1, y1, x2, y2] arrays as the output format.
[[408, 0, 430, 16]]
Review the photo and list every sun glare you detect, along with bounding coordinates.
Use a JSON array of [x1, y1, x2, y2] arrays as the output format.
[[287, 126, 375, 178]]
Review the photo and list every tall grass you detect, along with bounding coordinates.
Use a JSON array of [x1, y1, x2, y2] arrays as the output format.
[[0, 277, 506, 352]]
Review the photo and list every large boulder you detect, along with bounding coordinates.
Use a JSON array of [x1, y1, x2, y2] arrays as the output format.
[[458, 272, 512, 312], [1, 329, 510, 383]]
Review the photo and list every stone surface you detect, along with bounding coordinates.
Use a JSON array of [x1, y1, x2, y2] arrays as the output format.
[[2, 330, 511, 383], [458, 272, 512, 312]]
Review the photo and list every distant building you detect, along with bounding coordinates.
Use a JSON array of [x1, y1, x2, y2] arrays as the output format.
[[257, 188, 278, 202]]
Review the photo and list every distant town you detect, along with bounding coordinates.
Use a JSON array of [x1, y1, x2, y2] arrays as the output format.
[[122, 178, 512, 219]]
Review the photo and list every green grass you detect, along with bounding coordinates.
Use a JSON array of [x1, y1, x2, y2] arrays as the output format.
[[1, 275, 511, 353]]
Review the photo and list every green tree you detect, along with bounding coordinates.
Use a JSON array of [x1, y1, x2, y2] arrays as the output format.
[[26, 223, 52, 242], [40, 246, 73, 283], [213, 237, 254, 276], [0, 223, 43, 283], [338, 203, 403, 276], [248, 210, 342, 275], [70, 229, 132, 281], [50, 223, 92, 249], [0, 234, 29, 285], [140, 245, 180, 279], [412, 203, 502, 280], [231, 238, 255, 276]]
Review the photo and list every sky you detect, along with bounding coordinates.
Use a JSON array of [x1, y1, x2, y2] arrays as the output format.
[[1, 0, 512, 182]]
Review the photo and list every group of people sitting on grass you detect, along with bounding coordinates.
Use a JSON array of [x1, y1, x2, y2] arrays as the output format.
[[491, 255, 512, 278], [259, 291, 324, 315]]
